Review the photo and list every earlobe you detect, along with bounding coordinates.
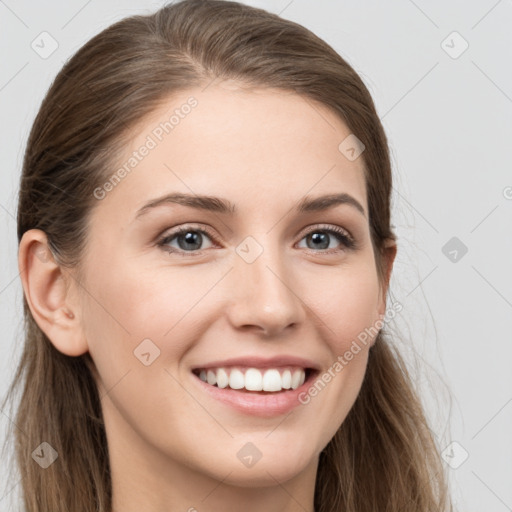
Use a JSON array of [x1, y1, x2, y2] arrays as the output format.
[[18, 229, 88, 357]]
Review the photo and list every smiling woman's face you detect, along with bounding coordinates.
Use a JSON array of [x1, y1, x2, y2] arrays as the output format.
[[75, 82, 392, 493]]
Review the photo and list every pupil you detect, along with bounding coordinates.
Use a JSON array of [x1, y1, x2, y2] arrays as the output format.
[[179, 231, 201, 250], [310, 232, 328, 249]]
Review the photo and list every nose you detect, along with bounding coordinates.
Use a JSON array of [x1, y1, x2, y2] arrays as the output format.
[[224, 238, 305, 337]]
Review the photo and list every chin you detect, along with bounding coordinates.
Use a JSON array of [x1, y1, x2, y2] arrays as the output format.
[[208, 445, 317, 488]]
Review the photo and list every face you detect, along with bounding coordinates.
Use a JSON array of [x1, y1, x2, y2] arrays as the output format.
[[76, 82, 389, 488]]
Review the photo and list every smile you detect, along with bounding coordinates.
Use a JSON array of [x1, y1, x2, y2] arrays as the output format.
[[192, 366, 309, 393], [191, 365, 318, 417]]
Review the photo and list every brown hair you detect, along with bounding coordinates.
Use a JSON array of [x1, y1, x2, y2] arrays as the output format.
[[3, 1, 453, 510]]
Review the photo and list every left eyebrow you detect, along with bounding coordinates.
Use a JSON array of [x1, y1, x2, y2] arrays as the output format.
[[134, 192, 366, 220], [296, 193, 366, 218]]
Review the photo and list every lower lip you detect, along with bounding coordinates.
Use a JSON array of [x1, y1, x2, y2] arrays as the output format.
[[192, 371, 316, 417]]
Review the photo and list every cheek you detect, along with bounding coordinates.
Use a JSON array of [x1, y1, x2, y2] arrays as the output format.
[[306, 259, 382, 349], [297, 258, 381, 420], [82, 255, 190, 337], [80, 259, 223, 384]]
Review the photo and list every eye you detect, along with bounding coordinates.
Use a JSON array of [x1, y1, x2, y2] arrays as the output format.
[[296, 224, 356, 253], [157, 225, 217, 256], [157, 223, 356, 257]]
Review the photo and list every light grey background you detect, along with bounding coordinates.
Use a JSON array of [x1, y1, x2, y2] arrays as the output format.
[[1, 1, 511, 510]]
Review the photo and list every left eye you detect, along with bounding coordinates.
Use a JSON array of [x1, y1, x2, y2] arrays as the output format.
[[297, 227, 354, 252]]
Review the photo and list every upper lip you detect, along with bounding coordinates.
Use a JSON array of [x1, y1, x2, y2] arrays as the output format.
[[191, 355, 321, 371]]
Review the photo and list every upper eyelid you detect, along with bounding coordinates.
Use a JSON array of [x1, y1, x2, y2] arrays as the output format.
[[159, 224, 220, 244], [298, 223, 352, 238]]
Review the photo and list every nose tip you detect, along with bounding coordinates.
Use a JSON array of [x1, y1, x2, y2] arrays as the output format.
[[225, 245, 304, 337]]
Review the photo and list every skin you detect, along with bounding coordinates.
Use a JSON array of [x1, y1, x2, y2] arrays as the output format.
[[20, 81, 396, 512]]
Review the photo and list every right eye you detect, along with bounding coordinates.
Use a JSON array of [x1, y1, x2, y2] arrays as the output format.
[[157, 225, 219, 256]]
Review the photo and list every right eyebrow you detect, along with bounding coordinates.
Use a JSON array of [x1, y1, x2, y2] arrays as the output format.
[[135, 193, 236, 219]]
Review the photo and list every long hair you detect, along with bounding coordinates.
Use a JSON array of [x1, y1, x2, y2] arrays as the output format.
[[2, 1, 452, 510]]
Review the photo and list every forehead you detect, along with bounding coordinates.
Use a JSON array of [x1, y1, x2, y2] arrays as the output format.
[[93, 84, 368, 221]]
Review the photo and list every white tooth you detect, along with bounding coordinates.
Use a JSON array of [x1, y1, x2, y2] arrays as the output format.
[[216, 368, 229, 388], [262, 369, 282, 392], [206, 370, 216, 385], [229, 368, 245, 389], [291, 369, 304, 390], [205, 367, 305, 392], [245, 368, 263, 391], [281, 370, 292, 389]]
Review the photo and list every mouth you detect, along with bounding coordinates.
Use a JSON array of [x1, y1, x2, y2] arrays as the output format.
[[191, 366, 317, 394], [190, 356, 321, 416]]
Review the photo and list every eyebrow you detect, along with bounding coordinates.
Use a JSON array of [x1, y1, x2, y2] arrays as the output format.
[[135, 192, 366, 219]]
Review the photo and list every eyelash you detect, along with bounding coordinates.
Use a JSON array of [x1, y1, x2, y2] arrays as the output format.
[[157, 223, 357, 257]]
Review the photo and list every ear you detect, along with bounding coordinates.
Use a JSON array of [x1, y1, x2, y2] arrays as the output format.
[[18, 229, 88, 356], [376, 238, 398, 322]]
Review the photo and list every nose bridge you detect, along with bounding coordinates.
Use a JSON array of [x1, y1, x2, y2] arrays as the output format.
[[227, 233, 304, 334]]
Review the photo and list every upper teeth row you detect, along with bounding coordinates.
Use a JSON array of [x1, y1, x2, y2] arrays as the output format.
[[198, 367, 306, 392]]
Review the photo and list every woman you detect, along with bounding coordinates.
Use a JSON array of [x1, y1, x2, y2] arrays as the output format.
[[3, 0, 452, 510]]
